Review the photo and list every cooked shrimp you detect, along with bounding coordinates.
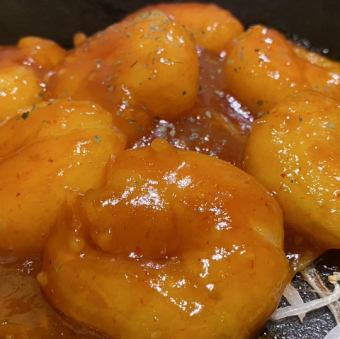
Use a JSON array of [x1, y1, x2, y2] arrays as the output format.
[[0, 99, 125, 255], [18, 37, 66, 70], [47, 11, 199, 143], [0, 64, 41, 121], [132, 3, 243, 53], [244, 91, 340, 249], [39, 139, 288, 339], [224, 25, 340, 114], [0, 37, 65, 122]]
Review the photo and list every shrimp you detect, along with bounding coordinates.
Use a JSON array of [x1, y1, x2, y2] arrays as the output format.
[[0, 37, 65, 122], [244, 91, 340, 249], [18, 36, 66, 70], [0, 64, 41, 121], [47, 11, 199, 144], [0, 99, 125, 255], [39, 139, 288, 339], [132, 3, 243, 53], [224, 25, 340, 115]]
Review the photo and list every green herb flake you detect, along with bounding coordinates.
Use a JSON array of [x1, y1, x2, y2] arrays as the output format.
[[298, 116, 303, 122], [325, 122, 336, 129], [93, 135, 102, 143], [149, 25, 160, 33], [189, 132, 199, 141], [257, 111, 269, 118], [256, 100, 264, 107], [139, 12, 149, 19], [21, 111, 30, 120]]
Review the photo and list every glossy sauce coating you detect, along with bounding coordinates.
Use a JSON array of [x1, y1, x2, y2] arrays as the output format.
[[244, 91, 340, 249], [0, 99, 125, 255], [225, 25, 340, 114], [0, 37, 65, 121], [0, 257, 101, 338], [0, 2, 339, 338], [132, 3, 244, 53], [47, 10, 199, 143], [0, 47, 256, 338], [0, 64, 41, 121], [40, 140, 289, 339], [134, 49, 253, 166]]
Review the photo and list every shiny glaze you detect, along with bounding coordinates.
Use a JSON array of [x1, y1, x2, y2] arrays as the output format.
[[134, 49, 253, 166], [225, 25, 340, 114], [245, 91, 340, 249], [17, 37, 66, 73], [40, 140, 289, 339], [0, 99, 125, 254], [132, 3, 243, 53], [0, 64, 42, 121], [0, 3, 338, 337], [0, 256, 100, 338], [0, 37, 65, 76], [47, 10, 199, 143], [0, 44, 258, 337], [0, 37, 65, 121]]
